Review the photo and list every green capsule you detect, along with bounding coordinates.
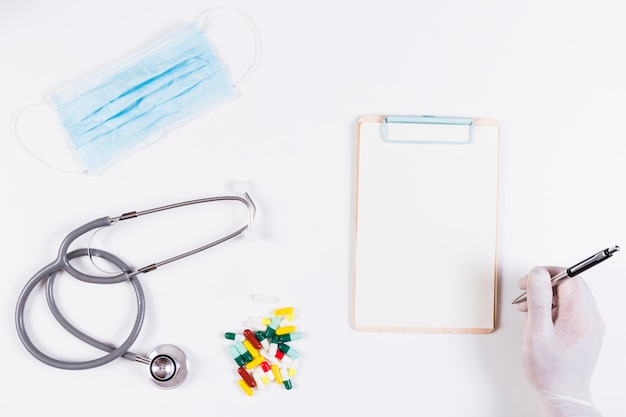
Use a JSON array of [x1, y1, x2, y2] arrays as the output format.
[[264, 316, 282, 338], [280, 368, 293, 390], [276, 331, 303, 343], [228, 345, 245, 366], [277, 343, 300, 359], [235, 342, 253, 362]]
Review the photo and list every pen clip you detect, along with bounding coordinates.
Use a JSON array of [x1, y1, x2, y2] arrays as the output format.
[[568, 246, 620, 276]]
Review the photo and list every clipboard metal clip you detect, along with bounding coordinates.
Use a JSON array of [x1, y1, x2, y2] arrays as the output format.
[[381, 115, 474, 145]]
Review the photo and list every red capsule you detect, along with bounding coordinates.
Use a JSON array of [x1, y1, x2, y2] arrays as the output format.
[[260, 361, 274, 381], [243, 329, 263, 350], [238, 366, 257, 388]]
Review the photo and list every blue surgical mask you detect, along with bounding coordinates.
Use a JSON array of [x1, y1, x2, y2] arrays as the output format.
[[13, 8, 260, 174]]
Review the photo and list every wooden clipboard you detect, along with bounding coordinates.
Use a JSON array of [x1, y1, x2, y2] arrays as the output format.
[[353, 115, 500, 333]]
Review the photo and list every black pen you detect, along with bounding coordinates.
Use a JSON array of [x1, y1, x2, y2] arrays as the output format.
[[512, 246, 620, 304]]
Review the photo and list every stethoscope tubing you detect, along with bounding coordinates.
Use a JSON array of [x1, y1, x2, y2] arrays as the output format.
[[15, 194, 256, 378], [15, 248, 146, 370]]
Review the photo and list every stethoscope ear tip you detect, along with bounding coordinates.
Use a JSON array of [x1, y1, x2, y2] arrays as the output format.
[[147, 344, 189, 389]]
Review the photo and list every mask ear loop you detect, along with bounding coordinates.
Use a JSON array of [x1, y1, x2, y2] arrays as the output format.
[[197, 7, 262, 88], [11, 102, 86, 175]]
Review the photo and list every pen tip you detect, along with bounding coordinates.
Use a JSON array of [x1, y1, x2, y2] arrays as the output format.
[[610, 246, 620, 254]]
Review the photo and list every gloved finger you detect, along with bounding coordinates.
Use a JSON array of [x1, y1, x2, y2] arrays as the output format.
[[516, 274, 528, 311], [516, 266, 565, 313], [516, 274, 529, 312], [524, 266, 555, 334], [578, 277, 605, 325], [554, 276, 604, 330], [543, 265, 566, 278], [552, 276, 606, 355], [516, 300, 528, 312], [578, 278, 607, 341], [517, 276, 528, 290]]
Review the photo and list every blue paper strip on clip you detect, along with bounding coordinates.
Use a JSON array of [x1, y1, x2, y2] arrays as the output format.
[[381, 115, 474, 144]]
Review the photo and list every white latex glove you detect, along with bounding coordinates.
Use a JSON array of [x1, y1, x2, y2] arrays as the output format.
[[517, 266, 605, 417]]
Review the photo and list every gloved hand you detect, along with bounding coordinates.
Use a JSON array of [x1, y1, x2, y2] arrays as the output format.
[[517, 266, 605, 417]]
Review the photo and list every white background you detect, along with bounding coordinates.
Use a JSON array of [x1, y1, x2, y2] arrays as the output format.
[[1, 1, 624, 416]]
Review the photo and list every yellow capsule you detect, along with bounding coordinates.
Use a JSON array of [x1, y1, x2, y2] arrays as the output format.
[[245, 355, 265, 370], [284, 312, 296, 322], [261, 317, 271, 325], [274, 307, 294, 316], [275, 325, 296, 336], [271, 364, 283, 384], [238, 379, 254, 396], [242, 339, 259, 358]]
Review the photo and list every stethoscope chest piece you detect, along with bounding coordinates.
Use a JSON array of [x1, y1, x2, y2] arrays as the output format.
[[147, 344, 189, 389]]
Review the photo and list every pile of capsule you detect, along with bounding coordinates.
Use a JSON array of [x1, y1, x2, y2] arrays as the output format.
[[224, 306, 302, 396]]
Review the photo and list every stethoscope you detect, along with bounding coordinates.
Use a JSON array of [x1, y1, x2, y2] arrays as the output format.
[[15, 193, 256, 389]]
